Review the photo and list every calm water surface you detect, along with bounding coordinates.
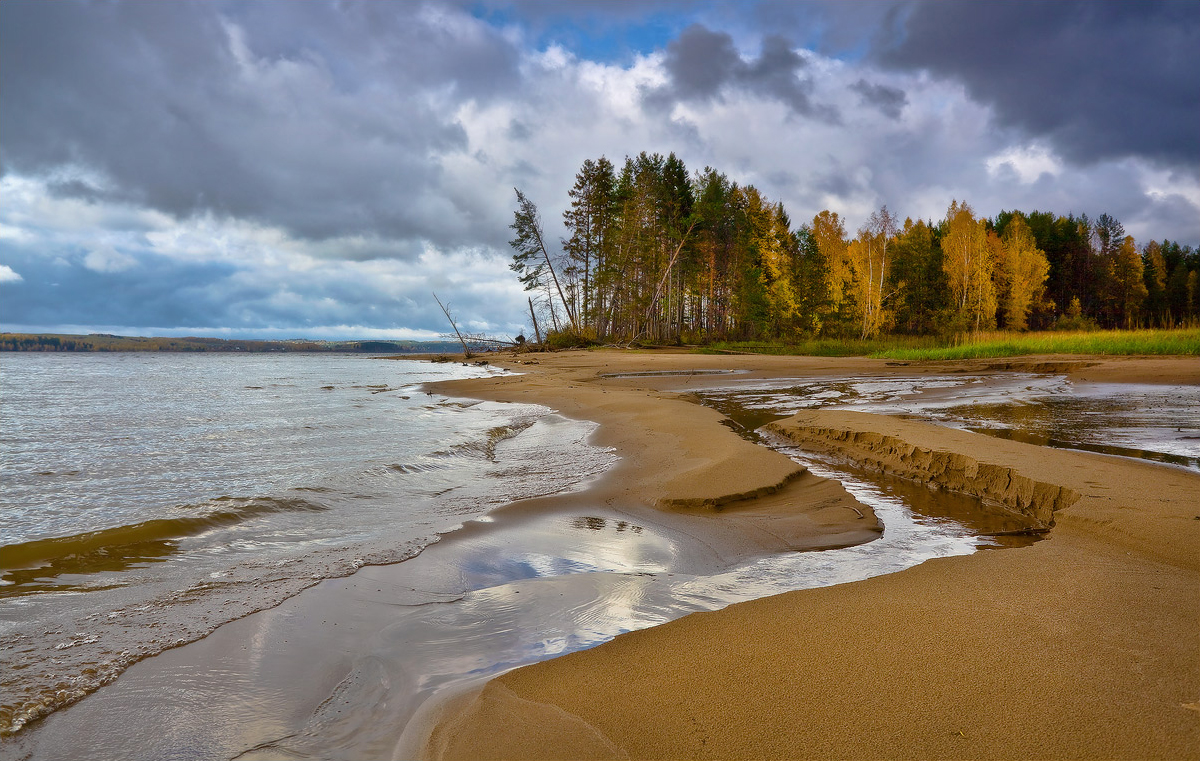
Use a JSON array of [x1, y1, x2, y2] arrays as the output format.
[[0, 353, 614, 735]]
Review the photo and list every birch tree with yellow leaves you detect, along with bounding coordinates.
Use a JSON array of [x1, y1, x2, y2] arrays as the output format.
[[848, 206, 899, 338], [994, 215, 1050, 330], [810, 209, 851, 333], [942, 200, 996, 331]]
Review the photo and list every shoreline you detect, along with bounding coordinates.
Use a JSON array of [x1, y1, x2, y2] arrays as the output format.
[[10, 350, 1198, 759], [416, 350, 1200, 760], [10, 351, 888, 758]]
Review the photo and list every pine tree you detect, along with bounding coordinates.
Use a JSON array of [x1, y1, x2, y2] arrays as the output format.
[[888, 218, 945, 334], [510, 188, 578, 333], [1142, 241, 1169, 327], [562, 157, 618, 337]]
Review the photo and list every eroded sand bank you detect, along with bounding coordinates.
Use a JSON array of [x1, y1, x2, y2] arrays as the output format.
[[419, 351, 1200, 760]]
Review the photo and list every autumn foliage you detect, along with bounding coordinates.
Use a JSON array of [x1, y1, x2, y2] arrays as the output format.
[[512, 153, 1200, 344]]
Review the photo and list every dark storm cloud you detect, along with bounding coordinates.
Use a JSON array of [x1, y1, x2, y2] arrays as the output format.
[[660, 24, 742, 101], [0, 0, 520, 249], [850, 79, 907, 119], [646, 24, 838, 121], [874, 0, 1200, 165], [0, 235, 519, 336], [0, 249, 238, 330], [228, 1, 522, 102], [813, 170, 857, 200]]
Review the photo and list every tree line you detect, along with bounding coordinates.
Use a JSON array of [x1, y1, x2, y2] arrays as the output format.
[[510, 152, 1200, 344]]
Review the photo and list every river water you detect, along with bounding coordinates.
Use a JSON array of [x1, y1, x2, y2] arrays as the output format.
[[0, 353, 615, 736], [3, 354, 1195, 758]]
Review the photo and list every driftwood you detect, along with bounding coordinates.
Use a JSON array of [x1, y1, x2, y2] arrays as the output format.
[[432, 293, 522, 356], [432, 292, 471, 358]]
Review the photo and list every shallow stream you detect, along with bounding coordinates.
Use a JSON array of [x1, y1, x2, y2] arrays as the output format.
[[691, 372, 1200, 472]]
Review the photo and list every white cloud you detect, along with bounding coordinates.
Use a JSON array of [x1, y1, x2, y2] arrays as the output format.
[[985, 144, 1064, 184], [0, 264, 23, 282], [1140, 165, 1200, 209], [0, 223, 33, 243], [83, 246, 138, 273]]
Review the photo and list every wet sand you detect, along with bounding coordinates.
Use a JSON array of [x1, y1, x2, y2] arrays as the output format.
[[12, 350, 1198, 759], [418, 351, 1200, 760], [19, 494, 876, 760], [10, 350, 884, 759]]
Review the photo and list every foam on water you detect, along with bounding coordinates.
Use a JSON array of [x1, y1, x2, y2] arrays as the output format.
[[0, 353, 615, 735]]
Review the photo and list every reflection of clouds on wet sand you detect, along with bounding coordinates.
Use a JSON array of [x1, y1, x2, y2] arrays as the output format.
[[24, 448, 1003, 761], [241, 457, 993, 759]]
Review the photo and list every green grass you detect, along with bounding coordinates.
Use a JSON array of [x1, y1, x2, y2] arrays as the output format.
[[697, 335, 941, 357], [871, 328, 1200, 360], [694, 328, 1200, 360]]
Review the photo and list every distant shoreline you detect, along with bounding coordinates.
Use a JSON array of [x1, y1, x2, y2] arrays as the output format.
[[0, 332, 467, 354]]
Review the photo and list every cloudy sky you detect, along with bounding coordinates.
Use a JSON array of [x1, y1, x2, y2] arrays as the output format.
[[2, 0, 1197, 340]]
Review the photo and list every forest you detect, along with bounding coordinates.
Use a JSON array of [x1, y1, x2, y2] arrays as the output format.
[[510, 152, 1200, 346]]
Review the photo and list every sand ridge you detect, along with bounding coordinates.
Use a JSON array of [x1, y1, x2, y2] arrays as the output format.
[[427, 352, 889, 547], [419, 350, 1200, 760]]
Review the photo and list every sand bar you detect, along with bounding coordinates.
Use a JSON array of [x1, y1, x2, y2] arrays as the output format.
[[420, 351, 1200, 760], [11, 350, 887, 759]]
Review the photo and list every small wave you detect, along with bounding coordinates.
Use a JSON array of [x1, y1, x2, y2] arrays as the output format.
[[483, 422, 536, 461], [0, 497, 329, 594], [430, 421, 537, 463], [384, 463, 441, 474]]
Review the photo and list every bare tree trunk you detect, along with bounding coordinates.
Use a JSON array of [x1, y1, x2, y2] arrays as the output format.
[[529, 212, 577, 333], [528, 297, 543, 346], [643, 220, 697, 331], [433, 292, 472, 357]]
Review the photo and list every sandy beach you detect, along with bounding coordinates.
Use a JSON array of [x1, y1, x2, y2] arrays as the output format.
[[11, 349, 1198, 760], [417, 350, 1200, 760]]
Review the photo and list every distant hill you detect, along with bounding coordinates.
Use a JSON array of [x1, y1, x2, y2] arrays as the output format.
[[0, 333, 471, 354]]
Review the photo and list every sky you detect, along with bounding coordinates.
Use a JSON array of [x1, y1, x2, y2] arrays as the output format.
[[1, 0, 1197, 341]]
